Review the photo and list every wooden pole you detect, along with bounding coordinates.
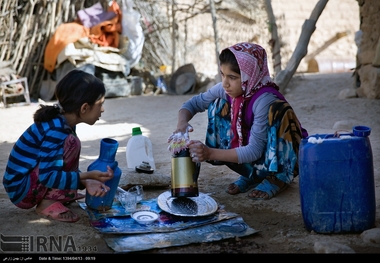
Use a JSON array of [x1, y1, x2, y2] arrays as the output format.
[[209, 0, 220, 78], [264, 0, 281, 75], [171, 1, 176, 74], [275, 0, 329, 92]]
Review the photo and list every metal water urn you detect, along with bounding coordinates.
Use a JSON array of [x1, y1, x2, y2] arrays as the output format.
[[170, 149, 200, 198]]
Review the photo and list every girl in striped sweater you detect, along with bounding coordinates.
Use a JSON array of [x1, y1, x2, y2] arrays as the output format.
[[3, 69, 114, 222]]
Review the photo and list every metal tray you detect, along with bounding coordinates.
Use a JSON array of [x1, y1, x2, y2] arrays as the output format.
[[157, 191, 218, 217]]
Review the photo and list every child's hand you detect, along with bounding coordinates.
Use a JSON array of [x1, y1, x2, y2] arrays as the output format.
[[81, 166, 114, 182], [94, 165, 114, 182], [82, 179, 110, 197]]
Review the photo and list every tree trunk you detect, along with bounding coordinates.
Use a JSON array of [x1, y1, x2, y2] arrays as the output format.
[[209, 0, 220, 79], [275, 0, 329, 92], [171, 1, 176, 74], [264, 0, 281, 75]]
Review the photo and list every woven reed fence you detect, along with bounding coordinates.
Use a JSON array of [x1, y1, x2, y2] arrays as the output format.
[[0, 0, 105, 99], [0, 0, 219, 100]]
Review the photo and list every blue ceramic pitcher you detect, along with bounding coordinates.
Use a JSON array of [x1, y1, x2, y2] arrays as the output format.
[[85, 138, 122, 211]]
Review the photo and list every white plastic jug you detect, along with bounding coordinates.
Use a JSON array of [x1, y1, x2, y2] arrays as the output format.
[[126, 127, 155, 170]]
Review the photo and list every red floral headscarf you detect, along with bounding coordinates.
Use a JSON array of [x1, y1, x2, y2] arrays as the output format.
[[226, 42, 279, 147]]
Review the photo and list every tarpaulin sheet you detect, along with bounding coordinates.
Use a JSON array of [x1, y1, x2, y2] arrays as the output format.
[[105, 216, 258, 253], [79, 198, 258, 252]]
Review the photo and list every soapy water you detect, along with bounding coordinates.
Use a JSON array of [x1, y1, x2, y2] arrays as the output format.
[[308, 134, 353, 144], [308, 137, 324, 144], [167, 126, 192, 154]]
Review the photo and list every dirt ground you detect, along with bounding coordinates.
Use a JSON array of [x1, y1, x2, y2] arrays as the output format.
[[0, 72, 379, 255]]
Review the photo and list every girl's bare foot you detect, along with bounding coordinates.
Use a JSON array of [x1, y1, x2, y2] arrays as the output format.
[[227, 183, 241, 195]]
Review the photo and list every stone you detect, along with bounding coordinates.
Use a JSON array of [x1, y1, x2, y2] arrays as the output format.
[[119, 168, 171, 189], [360, 228, 380, 244], [313, 241, 355, 254]]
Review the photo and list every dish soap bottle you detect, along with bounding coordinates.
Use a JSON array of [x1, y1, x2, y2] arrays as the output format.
[[126, 127, 155, 171]]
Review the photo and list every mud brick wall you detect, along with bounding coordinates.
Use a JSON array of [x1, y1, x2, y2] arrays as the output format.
[[271, 0, 359, 73], [356, 0, 380, 99], [183, 0, 360, 81]]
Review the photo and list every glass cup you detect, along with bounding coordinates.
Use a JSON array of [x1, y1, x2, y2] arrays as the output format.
[[128, 185, 144, 202], [119, 192, 137, 213]]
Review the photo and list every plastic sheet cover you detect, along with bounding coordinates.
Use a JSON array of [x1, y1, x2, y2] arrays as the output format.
[[79, 198, 258, 252]]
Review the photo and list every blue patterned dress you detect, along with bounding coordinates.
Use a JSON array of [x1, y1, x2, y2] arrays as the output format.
[[205, 98, 304, 185]]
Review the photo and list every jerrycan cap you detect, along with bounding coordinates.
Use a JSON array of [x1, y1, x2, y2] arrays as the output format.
[[353, 125, 371, 137], [132, 127, 142, 136]]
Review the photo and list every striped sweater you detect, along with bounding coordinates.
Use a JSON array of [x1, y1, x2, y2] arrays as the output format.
[[3, 115, 82, 205]]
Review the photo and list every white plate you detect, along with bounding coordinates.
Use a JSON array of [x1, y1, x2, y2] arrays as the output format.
[[157, 191, 218, 217], [131, 210, 159, 224]]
